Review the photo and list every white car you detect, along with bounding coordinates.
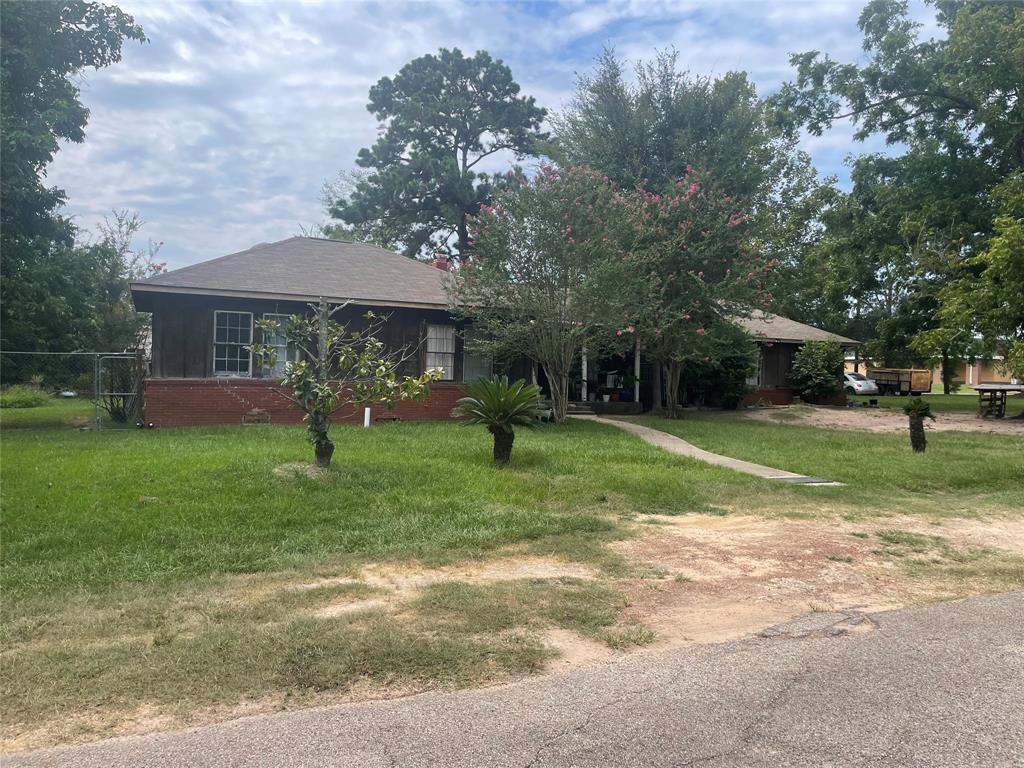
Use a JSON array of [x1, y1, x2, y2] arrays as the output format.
[[844, 372, 879, 395]]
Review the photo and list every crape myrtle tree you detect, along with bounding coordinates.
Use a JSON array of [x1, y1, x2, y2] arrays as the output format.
[[450, 164, 628, 423], [249, 299, 440, 467], [329, 48, 547, 260], [614, 168, 773, 417], [552, 50, 830, 398]]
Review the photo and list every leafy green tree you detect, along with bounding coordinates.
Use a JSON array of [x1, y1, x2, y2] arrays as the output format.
[[85, 211, 166, 351], [789, 341, 844, 402], [250, 300, 440, 467], [1002, 341, 1024, 383], [451, 376, 543, 465], [774, 0, 1024, 173], [0, 1, 145, 352], [934, 172, 1024, 352], [773, 0, 1023, 380], [677, 321, 760, 409], [329, 48, 546, 260]]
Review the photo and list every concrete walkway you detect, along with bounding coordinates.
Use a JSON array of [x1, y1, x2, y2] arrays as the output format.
[[576, 415, 843, 485]]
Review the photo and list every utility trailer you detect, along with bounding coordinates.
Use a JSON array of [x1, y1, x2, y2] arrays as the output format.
[[867, 368, 931, 396]]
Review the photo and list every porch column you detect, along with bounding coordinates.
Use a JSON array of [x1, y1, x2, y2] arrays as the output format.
[[634, 339, 641, 403], [531, 360, 538, 386], [581, 347, 588, 401]]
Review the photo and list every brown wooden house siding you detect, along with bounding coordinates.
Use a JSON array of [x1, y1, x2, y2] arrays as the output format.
[[138, 292, 484, 426], [146, 293, 463, 381]]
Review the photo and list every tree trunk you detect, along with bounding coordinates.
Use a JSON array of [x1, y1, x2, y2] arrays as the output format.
[[544, 365, 569, 424], [457, 213, 470, 260], [314, 440, 335, 467], [492, 428, 515, 465], [664, 361, 683, 419], [309, 406, 334, 467], [908, 414, 926, 453], [940, 349, 953, 395], [651, 359, 663, 414]]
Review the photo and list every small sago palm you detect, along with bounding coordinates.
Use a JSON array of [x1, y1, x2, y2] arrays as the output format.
[[902, 397, 935, 453], [452, 377, 543, 465]]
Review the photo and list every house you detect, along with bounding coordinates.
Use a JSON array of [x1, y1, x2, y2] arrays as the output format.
[[737, 311, 860, 405], [131, 237, 859, 426], [130, 237, 483, 427]]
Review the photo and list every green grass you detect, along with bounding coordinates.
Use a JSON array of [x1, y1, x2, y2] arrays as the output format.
[[3, 413, 1021, 747], [870, 529, 1024, 595], [409, 577, 648, 646], [636, 413, 1024, 515], [850, 391, 1023, 415], [0, 397, 96, 429], [1, 419, 779, 595], [0, 418, 759, 744]]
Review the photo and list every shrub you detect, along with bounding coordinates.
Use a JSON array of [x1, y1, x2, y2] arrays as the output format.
[[0, 385, 51, 409], [678, 322, 759, 410], [789, 341, 844, 402], [451, 376, 543, 465]]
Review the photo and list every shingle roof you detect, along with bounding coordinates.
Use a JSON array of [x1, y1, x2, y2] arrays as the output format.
[[131, 237, 450, 308], [736, 310, 861, 345]]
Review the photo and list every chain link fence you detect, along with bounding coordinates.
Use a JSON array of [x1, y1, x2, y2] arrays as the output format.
[[0, 351, 147, 430]]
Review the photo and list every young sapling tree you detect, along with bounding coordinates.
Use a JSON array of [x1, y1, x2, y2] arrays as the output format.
[[249, 298, 440, 467]]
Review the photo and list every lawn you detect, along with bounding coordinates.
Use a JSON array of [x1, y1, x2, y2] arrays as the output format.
[[2, 413, 1021, 749], [0, 397, 96, 429], [636, 413, 1024, 515], [1, 417, 777, 747]]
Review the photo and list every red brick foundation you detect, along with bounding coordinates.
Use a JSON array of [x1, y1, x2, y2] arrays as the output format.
[[143, 378, 464, 427]]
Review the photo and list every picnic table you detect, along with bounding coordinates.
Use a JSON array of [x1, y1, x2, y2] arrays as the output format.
[[972, 383, 1024, 418]]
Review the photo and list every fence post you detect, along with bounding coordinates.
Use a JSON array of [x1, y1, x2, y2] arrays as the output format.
[[93, 353, 101, 429]]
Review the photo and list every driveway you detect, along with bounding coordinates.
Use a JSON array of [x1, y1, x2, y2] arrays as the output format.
[[9, 592, 1023, 768]]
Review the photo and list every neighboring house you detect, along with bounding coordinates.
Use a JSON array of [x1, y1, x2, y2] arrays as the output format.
[[736, 312, 860, 405], [844, 353, 1015, 389], [131, 237, 859, 426], [931, 357, 1015, 387]]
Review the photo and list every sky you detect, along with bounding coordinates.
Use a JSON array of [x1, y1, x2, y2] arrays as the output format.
[[47, 0, 938, 268]]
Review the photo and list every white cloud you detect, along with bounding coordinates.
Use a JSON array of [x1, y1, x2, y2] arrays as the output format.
[[47, 0, 927, 268]]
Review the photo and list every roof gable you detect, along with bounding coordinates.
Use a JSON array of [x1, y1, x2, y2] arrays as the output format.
[[132, 237, 450, 308], [736, 310, 860, 345]]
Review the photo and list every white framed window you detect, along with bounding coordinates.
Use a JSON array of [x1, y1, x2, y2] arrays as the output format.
[[262, 313, 299, 378], [213, 310, 253, 376], [425, 324, 455, 381], [462, 329, 492, 382]]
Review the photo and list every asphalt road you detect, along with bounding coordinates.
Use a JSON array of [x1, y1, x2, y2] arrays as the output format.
[[8, 592, 1023, 768]]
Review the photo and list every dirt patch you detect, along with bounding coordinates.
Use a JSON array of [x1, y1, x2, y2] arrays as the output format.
[[296, 557, 599, 594], [746, 404, 1024, 435], [8, 522, 1019, 753], [542, 628, 618, 671], [884, 515, 1024, 553], [297, 557, 601, 617], [607, 513, 1018, 651], [272, 462, 328, 479], [5, 681, 434, 755]]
